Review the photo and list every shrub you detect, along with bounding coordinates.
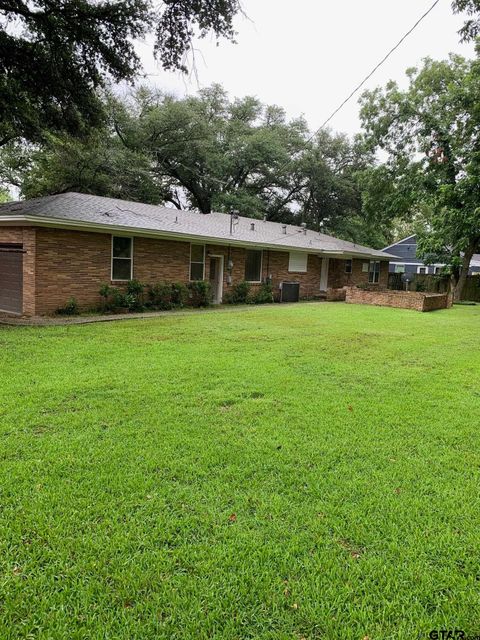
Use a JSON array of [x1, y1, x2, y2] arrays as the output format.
[[224, 280, 251, 304], [98, 282, 144, 312], [171, 282, 189, 307], [99, 283, 120, 311], [147, 283, 174, 310], [125, 279, 145, 311], [187, 281, 211, 307], [56, 296, 79, 316], [250, 282, 273, 304]]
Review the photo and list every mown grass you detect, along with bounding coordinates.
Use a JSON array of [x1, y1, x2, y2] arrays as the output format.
[[0, 302, 479, 639]]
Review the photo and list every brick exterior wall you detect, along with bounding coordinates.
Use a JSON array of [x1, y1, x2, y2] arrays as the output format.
[[328, 258, 389, 289], [0, 225, 392, 315], [345, 287, 451, 312]]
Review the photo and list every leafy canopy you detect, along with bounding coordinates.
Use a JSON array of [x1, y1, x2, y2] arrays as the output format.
[[0, 0, 240, 144], [3, 85, 390, 246], [360, 51, 480, 295]]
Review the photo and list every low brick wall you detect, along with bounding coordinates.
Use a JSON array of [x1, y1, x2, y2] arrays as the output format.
[[345, 287, 452, 312], [326, 288, 347, 301]]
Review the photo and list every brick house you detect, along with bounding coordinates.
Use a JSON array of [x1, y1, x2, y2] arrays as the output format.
[[0, 193, 393, 316]]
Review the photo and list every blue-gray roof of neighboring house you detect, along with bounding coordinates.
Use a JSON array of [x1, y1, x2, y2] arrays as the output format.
[[0, 192, 396, 260], [382, 235, 424, 265]]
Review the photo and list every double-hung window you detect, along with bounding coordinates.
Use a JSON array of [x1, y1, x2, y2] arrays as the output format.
[[345, 259, 352, 274], [112, 236, 133, 281], [190, 244, 205, 281], [245, 249, 262, 282], [368, 260, 380, 284]]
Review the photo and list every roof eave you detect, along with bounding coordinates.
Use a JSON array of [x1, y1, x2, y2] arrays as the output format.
[[0, 214, 392, 261]]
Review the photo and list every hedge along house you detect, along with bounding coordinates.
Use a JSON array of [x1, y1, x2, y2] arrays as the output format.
[[0, 193, 395, 316]]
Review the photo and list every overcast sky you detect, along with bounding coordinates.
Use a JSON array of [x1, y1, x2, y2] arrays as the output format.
[[134, 0, 475, 137]]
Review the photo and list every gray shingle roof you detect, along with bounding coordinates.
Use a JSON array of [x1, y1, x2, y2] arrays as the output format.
[[0, 192, 394, 260]]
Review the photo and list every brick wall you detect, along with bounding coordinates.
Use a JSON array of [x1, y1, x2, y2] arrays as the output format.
[[328, 258, 389, 289], [345, 287, 451, 312], [35, 228, 112, 314], [31, 230, 326, 313], [1, 225, 392, 315]]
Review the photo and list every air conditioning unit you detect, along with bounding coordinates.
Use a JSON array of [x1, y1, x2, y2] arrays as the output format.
[[280, 281, 300, 303]]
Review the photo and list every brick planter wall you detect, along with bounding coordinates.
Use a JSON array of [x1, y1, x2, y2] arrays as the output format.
[[345, 287, 452, 312], [326, 288, 347, 301]]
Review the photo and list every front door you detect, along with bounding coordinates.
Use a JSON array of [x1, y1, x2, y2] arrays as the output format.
[[209, 256, 224, 304]]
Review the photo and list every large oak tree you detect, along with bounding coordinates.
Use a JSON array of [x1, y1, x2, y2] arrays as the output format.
[[0, 0, 240, 145], [3, 86, 389, 246]]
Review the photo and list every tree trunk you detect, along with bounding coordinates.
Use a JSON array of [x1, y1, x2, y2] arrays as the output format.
[[454, 240, 477, 300]]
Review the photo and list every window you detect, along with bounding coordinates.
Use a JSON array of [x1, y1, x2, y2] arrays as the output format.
[[245, 249, 262, 282], [288, 251, 308, 273], [345, 259, 352, 274], [394, 264, 405, 274], [190, 244, 205, 281], [368, 260, 380, 284], [417, 266, 427, 275], [112, 236, 133, 281], [434, 266, 442, 275]]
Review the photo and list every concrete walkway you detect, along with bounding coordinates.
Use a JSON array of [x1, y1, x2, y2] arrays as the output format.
[[0, 301, 325, 327]]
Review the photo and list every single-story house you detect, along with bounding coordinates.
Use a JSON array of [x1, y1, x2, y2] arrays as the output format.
[[0, 192, 395, 316], [383, 234, 480, 276]]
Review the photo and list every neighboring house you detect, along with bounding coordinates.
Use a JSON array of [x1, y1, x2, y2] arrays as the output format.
[[0, 192, 395, 316], [383, 234, 480, 276]]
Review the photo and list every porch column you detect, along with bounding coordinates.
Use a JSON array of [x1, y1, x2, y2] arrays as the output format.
[[320, 257, 329, 291]]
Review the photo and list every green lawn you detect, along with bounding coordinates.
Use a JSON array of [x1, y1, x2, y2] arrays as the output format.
[[1, 303, 479, 639]]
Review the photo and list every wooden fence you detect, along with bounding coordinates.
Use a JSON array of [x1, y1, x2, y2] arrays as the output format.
[[388, 273, 480, 301]]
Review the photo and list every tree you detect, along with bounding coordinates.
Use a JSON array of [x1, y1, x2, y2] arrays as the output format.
[[453, 0, 480, 40], [0, 0, 240, 145], [359, 53, 480, 298], [3, 85, 386, 246]]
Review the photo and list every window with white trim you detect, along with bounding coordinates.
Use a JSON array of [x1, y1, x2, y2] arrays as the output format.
[[345, 259, 352, 274], [190, 244, 205, 281], [112, 236, 133, 281], [394, 264, 405, 274], [434, 266, 442, 275], [368, 260, 380, 284], [245, 249, 262, 282], [288, 251, 308, 273], [417, 266, 427, 275]]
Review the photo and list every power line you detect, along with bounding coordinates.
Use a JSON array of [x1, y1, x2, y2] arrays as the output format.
[[314, 0, 442, 135]]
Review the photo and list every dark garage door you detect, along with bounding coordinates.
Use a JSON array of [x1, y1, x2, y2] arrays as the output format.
[[0, 247, 23, 314]]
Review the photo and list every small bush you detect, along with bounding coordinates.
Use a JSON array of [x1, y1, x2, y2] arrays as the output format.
[[187, 281, 211, 307], [171, 282, 189, 307], [125, 280, 145, 311], [56, 297, 79, 316], [250, 282, 273, 305], [99, 284, 119, 311], [148, 283, 174, 310], [224, 280, 251, 304]]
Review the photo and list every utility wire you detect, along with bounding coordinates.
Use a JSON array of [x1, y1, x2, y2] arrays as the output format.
[[314, 0, 442, 135]]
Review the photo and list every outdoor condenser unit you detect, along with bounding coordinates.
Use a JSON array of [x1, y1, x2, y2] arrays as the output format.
[[280, 281, 300, 303]]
